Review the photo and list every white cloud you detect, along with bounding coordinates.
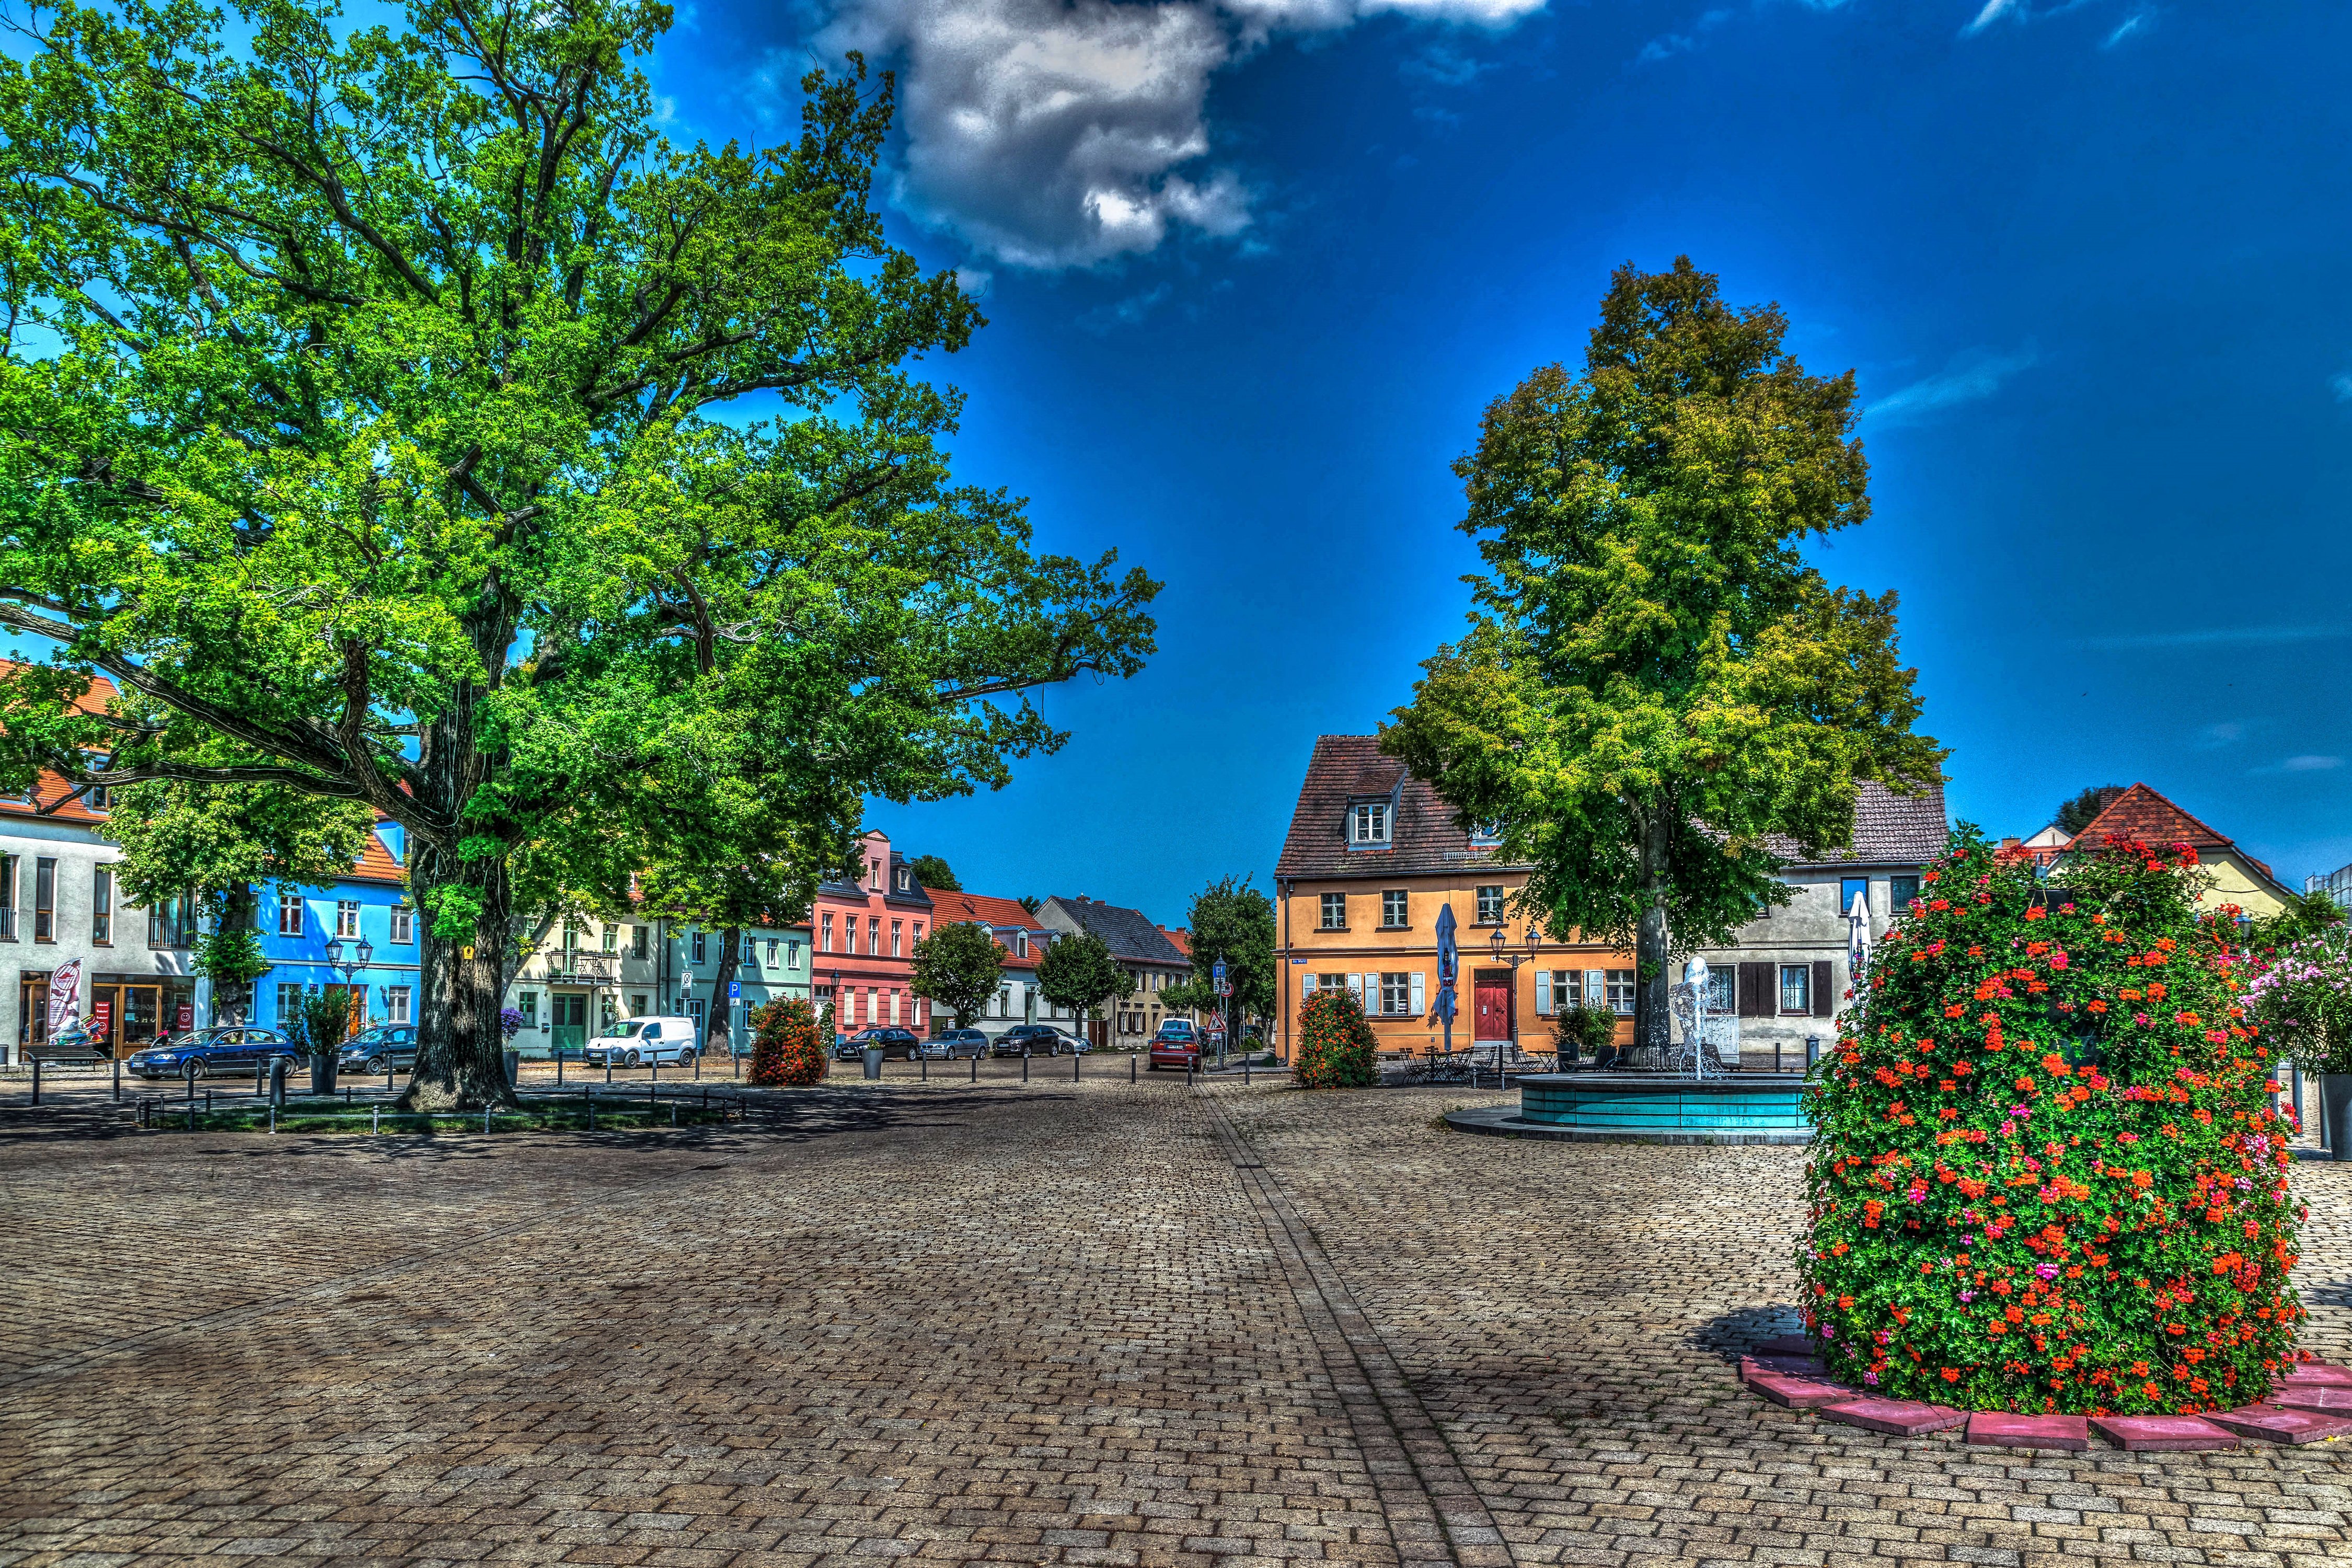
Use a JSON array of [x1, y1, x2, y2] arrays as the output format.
[[1637, 7, 1733, 63], [2281, 755, 2344, 772], [2331, 371, 2352, 403], [821, 0, 1546, 270], [1864, 342, 2040, 427], [1962, 0, 2018, 33], [2075, 626, 2352, 651], [2101, 8, 2152, 48]]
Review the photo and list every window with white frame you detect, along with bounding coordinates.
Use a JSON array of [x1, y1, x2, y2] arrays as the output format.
[[1475, 885, 1504, 924], [1014, 930, 1029, 958], [821, 912, 833, 952], [390, 904, 413, 944], [1350, 802, 1391, 845], [1380, 889, 1408, 928], [387, 986, 412, 1024], [277, 981, 305, 1022], [1320, 893, 1345, 930], [891, 918, 903, 958], [276, 889, 303, 936], [335, 900, 360, 938], [1704, 969, 1734, 1015], [787, 938, 802, 970], [1605, 970, 1637, 1016], [766, 937, 778, 966], [1780, 964, 1810, 1015], [1379, 973, 1411, 1015], [1541, 970, 1583, 1013], [867, 915, 880, 953]]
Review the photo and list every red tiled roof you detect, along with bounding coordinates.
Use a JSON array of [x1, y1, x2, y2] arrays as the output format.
[[1762, 780, 1950, 867], [1160, 926, 1191, 958], [350, 823, 406, 886], [1274, 735, 1519, 880], [0, 668, 122, 825], [926, 889, 1043, 970], [2070, 783, 2284, 886]]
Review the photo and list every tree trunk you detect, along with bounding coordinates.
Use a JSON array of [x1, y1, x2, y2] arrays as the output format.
[[711, 925, 742, 1059], [1635, 806, 1671, 1062], [402, 838, 518, 1110]]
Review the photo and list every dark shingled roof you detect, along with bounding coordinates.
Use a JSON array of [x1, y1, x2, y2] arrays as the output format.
[[1763, 780, 1950, 868], [1273, 735, 1520, 881], [1041, 896, 1188, 965], [1276, 736, 1944, 878]]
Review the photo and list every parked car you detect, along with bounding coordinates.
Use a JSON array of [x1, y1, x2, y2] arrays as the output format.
[[585, 1016, 701, 1068], [992, 1023, 1085, 1057], [338, 1024, 420, 1076], [918, 1029, 989, 1059], [834, 1027, 923, 1061], [1147, 1019, 1203, 1072], [124, 1027, 301, 1081]]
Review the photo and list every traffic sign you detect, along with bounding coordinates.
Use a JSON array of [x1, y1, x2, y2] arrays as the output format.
[[727, 979, 740, 999]]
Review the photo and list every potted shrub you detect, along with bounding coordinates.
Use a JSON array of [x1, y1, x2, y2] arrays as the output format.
[[747, 997, 828, 1087], [1552, 1002, 1619, 1070], [1295, 987, 1377, 1089], [297, 986, 354, 1096]]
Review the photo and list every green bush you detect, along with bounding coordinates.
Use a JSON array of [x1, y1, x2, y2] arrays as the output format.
[[747, 997, 828, 1087], [1799, 829, 2306, 1415], [1296, 987, 1377, 1089], [1553, 1003, 1617, 1059]]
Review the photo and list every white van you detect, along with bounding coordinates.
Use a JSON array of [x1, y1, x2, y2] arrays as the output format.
[[584, 1016, 701, 1067]]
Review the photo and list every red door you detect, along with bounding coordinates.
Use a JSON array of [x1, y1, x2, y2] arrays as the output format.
[[1474, 978, 1510, 1041]]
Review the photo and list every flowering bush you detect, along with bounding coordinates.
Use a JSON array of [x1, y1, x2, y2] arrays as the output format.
[[2241, 931, 2352, 1076], [499, 1007, 525, 1041], [747, 997, 828, 1087], [1295, 987, 1377, 1089], [1798, 830, 2307, 1415]]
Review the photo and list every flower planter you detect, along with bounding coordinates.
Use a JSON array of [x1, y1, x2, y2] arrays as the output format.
[[2325, 1074, 2352, 1162], [308, 1052, 338, 1097]]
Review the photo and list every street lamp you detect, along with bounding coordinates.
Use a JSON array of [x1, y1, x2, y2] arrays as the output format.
[[1485, 924, 1543, 1087]]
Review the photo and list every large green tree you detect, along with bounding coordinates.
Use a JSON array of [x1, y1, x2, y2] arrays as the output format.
[[909, 918, 1003, 1028], [1158, 875, 1274, 1040], [1384, 258, 1942, 1057], [0, 0, 1157, 1108]]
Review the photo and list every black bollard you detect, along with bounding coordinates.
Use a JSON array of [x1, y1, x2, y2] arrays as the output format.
[[605, 1058, 613, 1086], [557, 1049, 564, 1088], [585, 1088, 594, 1131], [29, 1057, 40, 1106], [970, 1052, 977, 1083], [1073, 1051, 1080, 1083], [1130, 1056, 1136, 1085], [1022, 1049, 1029, 1083], [921, 1053, 928, 1082], [112, 1054, 121, 1102], [386, 1057, 394, 1095]]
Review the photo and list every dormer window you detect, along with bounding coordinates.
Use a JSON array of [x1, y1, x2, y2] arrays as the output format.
[[1350, 802, 1391, 846], [1015, 931, 1029, 958], [1468, 820, 1501, 847], [896, 867, 910, 893]]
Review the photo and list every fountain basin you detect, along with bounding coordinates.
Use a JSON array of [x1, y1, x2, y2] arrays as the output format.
[[1443, 1071, 1812, 1145]]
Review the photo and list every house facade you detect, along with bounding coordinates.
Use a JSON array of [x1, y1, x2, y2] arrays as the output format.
[[2058, 783, 2291, 919], [1697, 780, 1948, 1065], [0, 760, 199, 1063], [1271, 735, 1635, 1064], [812, 831, 933, 1035], [243, 824, 419, 1035], [924, 890, 1054, 1039], [1037, 895, 1191, 1047], [504, 910, 812, 1057]]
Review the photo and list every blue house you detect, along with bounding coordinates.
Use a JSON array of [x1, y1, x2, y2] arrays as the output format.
[[244, 822, 420, 1033]]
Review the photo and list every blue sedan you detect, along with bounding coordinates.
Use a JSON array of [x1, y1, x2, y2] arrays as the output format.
[[125, 1027, 300, 1081]]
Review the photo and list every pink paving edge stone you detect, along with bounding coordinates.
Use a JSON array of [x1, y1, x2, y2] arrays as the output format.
[[1747, 1372, 1854, 1410], [2271, 1385, 2352, 1416], [1753, 1335, 1814, 1357], [1820, 1398, 1968, 1437], [2090, 1415, 2239, 1452], [1965, 1412, 2089, 1451], [2281, 1363, 2352, 1388], [2205, 1404, 2352, 1445]]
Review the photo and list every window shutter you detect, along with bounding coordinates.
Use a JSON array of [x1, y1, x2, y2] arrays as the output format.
[[1738, 962, 1770, 1018], [1535, 973, 1552, 1016], [1303, 973, 1315, 1004], [1812, 959, 1834, 1018], [1363, 973, 1379, 1010], [1410, 972, 1426, 1016], [1587, 970, 1606, 1011], [1346, 973, 1364, 1005]]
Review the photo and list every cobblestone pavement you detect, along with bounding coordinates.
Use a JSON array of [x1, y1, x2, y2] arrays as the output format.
[[1, 1076, 2347, 1568]]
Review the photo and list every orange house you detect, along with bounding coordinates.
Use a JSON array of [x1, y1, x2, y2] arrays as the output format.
[[1271, 736, 1635, 1063]]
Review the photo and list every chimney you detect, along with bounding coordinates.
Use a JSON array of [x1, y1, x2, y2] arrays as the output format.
[[1999, 837, 2021, 853]]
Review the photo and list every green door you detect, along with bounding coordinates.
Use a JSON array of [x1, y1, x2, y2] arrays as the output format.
[[552, 994, 587, 1056]]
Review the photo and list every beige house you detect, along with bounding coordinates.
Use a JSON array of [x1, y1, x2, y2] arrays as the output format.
[[2049, 782, 2293, 919]]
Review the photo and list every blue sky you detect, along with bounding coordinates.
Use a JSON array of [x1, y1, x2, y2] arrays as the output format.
[[649, 0, 2352, 923]]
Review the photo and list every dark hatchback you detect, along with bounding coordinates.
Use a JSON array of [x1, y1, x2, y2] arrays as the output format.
[[124, 1027, 300, 1081], [991, 1023, 1079, 1057], [833, 1027, 923, 1061], [338, 1024, 420, 1076]]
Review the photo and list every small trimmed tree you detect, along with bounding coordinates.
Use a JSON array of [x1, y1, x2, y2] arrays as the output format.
[[911, 920, 1006, 1028], [1296, 988, 1378, 1089], [1036, 929, 1132, 1048], [1800, 830, 2305, 1415], [747, 997, 828, 1087]]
